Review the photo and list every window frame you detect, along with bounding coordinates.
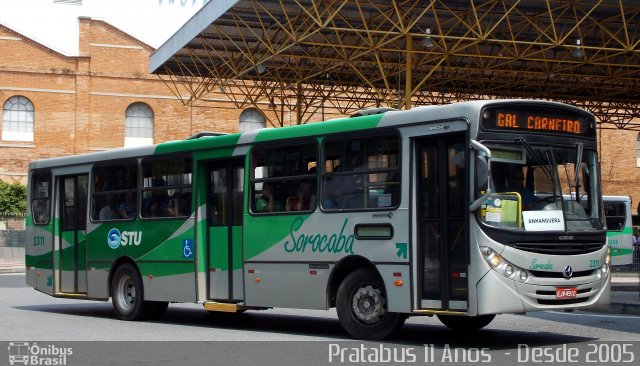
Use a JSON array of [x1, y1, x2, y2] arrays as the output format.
[[604, 201, 627, 232], [239, 108, 266, 133], [124, 102, 154, 139], [249, 139, 319, 215], [140, 154, 193, 220], [30, 170, 52, 225], [320, 130, 402, 213], [2, 95, 35, 142], [90, 159, 139, 223]]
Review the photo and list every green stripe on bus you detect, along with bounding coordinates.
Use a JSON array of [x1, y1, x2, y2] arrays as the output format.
[[253, 115, 383, 142], [606, 227, 633, 236], [154, 134, 242, 155]]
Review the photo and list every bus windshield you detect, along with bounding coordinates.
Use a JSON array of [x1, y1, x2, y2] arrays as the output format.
[[478, 142, 603, 232]]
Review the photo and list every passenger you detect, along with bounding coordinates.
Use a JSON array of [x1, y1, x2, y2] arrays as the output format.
[[99, 194, 119, 220], [147, 200, 161, 218], [287, 181, 312, 211], [323, 164, 360, 209], [118, 191, 137, 219], [168, 192, 187, 217], [142, 178, 171, 217], [256, 182, 283, 213]]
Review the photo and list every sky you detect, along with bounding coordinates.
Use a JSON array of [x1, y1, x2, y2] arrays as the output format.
[[0, 0, 207, 55]]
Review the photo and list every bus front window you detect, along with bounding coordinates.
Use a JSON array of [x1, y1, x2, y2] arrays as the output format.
[[478, 144, 603, 232]]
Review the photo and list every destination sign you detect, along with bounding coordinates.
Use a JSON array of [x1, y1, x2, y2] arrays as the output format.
[[481, 106, 595, 137]]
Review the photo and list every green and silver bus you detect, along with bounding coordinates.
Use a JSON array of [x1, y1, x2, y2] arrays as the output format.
[[26, 100, 610, 340], [603, 195, 634, 266]]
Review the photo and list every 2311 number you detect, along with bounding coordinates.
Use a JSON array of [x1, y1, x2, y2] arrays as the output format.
[[32, 236, 45, 246]]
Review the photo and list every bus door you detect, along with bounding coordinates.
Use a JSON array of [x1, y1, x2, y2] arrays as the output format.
[[206, 159, 245, 302], [416, 134, 469, 310], [58, 174, 88, 294]]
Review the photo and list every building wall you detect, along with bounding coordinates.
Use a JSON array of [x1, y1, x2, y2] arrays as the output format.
[[0, 18, 254, 184], [599, 128, 640, 213], [1, 18, 639, 211]]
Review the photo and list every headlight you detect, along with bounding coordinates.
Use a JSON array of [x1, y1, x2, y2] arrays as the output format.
[[481, 247, 529, 283], [504, 264, 514, 277], [490, 254, 502, 267], [519, 270, 528, 281]]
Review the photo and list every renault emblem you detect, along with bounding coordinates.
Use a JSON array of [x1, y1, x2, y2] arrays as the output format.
[[563, 265, 573, 279]]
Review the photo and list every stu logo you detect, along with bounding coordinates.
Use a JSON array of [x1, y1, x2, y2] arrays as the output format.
[[107, 228, 142, 249]]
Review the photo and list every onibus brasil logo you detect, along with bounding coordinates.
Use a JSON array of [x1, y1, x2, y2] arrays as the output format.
[[107, 228, 142, 249], [8, 342, 73, 366]]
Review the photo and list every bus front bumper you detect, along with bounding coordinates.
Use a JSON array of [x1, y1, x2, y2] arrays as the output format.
[[476, 268, 610, 315]]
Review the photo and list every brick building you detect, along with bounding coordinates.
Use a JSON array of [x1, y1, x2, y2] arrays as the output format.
[[1, 18, 639, 209], [0, 17, 292, 185]]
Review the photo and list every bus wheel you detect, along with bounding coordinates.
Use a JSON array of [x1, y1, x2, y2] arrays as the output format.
[[336, 268, 406, 340], [111, 263, 149, 321], [437, 314, 495, 331]]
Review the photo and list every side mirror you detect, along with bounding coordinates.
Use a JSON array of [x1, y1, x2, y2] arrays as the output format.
[[469, 140, 492, 212], [476, 155, 489, 191]]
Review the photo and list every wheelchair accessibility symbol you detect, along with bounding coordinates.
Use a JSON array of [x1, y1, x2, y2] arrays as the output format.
[[183, 239, 194, 259]]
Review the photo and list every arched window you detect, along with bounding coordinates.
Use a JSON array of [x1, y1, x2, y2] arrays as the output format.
[[124, 102, 154, 147], [2, 96, 34, 142], [239, 108, 266, 133]]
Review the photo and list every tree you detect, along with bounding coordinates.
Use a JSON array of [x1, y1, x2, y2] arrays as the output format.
[[0, 180, 27, 214]]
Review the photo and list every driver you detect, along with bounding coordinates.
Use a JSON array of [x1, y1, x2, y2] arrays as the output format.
[[508, 166, 536, 207]]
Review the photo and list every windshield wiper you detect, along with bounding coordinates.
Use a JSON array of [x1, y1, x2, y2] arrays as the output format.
[[546, 148, 562, 201], [515, 138, 553, 180], [573, 142, 583, 201], [515, 138, 559, 202]]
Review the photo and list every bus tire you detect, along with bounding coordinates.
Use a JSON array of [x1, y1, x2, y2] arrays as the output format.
[[145, 301, 169, 320], [111, 263, 150, 321], [336, 268, 406, 340], [437, 314, 495, 331]]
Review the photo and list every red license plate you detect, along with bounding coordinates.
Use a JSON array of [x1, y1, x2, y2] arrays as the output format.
[[555, 287, 577, 299]]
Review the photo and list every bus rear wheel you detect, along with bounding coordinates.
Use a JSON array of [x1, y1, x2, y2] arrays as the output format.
[[437, 314, 495, 331], [336, 268, 406, 340], [111, 263, 150, 321]]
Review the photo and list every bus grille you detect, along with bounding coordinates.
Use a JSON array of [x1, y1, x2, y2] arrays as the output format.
[[529, 270, 594, 278], [512, 242, 603, 255]]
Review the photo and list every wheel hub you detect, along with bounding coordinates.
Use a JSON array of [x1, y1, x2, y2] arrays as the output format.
[[117, 275, 136, 312], [351, 285, 386, 324]]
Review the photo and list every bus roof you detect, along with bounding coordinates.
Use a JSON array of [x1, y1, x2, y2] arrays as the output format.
[[28, 99, 592, 171]]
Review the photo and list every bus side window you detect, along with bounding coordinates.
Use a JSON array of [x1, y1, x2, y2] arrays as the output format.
[[30, 171, 52, 225], [604, 202, 625, 231], [322, 134, 400, 210], [251, 141, 317, 214], [141, 156, 192, 219], [91, 161, 137, 222]]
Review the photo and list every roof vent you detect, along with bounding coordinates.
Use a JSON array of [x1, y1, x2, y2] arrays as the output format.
[[350, 107, 397, 117]]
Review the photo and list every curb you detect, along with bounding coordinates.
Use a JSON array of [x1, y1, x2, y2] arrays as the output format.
[[0, 267, 25, 274], [611, 285, 640, 292], [602, 303, 640, 316], [581, 303, 640, 316]]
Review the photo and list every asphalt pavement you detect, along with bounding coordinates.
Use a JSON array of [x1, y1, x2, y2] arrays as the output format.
[[1, 262, 638, 315]]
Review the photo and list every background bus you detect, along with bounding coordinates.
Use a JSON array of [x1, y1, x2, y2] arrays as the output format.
[[26, 100, 610, 340], [603, 195, 634, 266]]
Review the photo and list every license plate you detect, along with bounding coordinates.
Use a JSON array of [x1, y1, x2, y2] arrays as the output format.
[[556, 287, 577, 299]]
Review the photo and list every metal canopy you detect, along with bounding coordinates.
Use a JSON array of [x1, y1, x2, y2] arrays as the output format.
[[150, 0, 640, 129]]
